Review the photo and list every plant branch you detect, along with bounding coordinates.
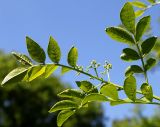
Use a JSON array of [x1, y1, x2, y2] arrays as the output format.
[[55, 63, 160, 101]]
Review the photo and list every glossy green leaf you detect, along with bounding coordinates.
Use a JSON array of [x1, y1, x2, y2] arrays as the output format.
[[49, 100, 78, 113], [100, 83, 119, 100], [136, 16, 151, 41], [141, 83, 153, 101], [105, 27, 135, 44], [26, 36, 46, 63], [76, 81, 94, 93], [131, 1, 147, 8], [82, 93, 109, 105], [48, 36, 61, 63], [26, 65, 46, 82], [43, 64, 58, 78], [135, 10, 144, 18], [67, 46, 78, 67], [120, 48, 140, 61], [12, 52, 33, 66], [124, 75, 137, 101], [61, 67, 71, 75], [145, 58, 156, 70], [58, 89, 85, 99], [120, 2, 135, 34], [1, 67, 29, 85], [141, 36, 157, 55], [147, 0, 156, 4], [125, 65, 143, 77], [57, 110, 75, 127]]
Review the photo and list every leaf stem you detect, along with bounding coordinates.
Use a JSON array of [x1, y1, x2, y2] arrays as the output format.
[[94, 68, 99, 78], [55, 63, 160, 101]]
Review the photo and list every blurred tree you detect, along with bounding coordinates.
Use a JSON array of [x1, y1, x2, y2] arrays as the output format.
[[0, 51, 105, 127], [112, 105, 160, 127]]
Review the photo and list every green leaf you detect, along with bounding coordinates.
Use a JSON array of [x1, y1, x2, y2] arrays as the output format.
[[47, 36, 61, 63], [141, 83, 153, 101], [141, 36, 157, 55], [67, 46, 78, 67], [43, 64, 58, 78], [145, 58, 156, 70], [76, 81, 94, 93], [100, 83, 119, 100], [58, 89, 85, 99], [1, 67, 29, 85], [120, 48, 140, 61], [57, 110, 75, 127], [147, 0, 156, 4], [124, 75, 137, 101], [105, 27, 135, 44], [82, 93, 109, 105], [136, 16, 151, 41], [49, 100, 78, 113], [26, 36, 46, 63], [12, 52, 33, 66], [26, 65, 46, 82], [131, 1, 147, 8], [61, 67, 71, 75], [135, 10, 145, 18], [120, 2, 135, 34], [125, 65, 143, 77]]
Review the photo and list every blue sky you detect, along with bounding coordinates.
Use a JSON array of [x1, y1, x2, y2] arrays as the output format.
[[0, 0, 160, 126]]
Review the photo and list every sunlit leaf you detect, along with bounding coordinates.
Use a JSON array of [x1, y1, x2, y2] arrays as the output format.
[[61, 66, 71, 75], [12, 52, 33, 66], [26, 36, 46, 63], [49, 100, 78, 113], [67, 46, 78, 67], [124, 75, 137, 101], [120, 2, 135, 34], [141, 36, 157, 55], [105, 27, 135, 44], [1, 67, 29, 85], [76, 81, 94, 93], [48, 36, 61, 63], [43, 64, 58, 78], [82, 93, 109, 105], [120, 48, 140, 61], [136, 16, 151, 41], [131, 1, 147, 8], [100, 83, 119, 100], [57, 110, 75, 127], [58, 89, 85, 99], [26, 65, 46, 82], [141, 83, 153, 101], [147, 0, 156, 4], [135, 10, 144, 18], [125, 65, 143, 77], [145, 58, 156, 70]]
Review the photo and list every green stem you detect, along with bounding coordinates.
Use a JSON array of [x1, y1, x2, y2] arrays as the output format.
[[55, 63, 160, 101], [135, 43, 149, 83], [94, 68, 99, 77], [145, 1, 160, 10]]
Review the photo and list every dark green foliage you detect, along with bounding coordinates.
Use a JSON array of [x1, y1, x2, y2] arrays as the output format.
[[120, 48, 140, 61], [125, 65, 143, 77]]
